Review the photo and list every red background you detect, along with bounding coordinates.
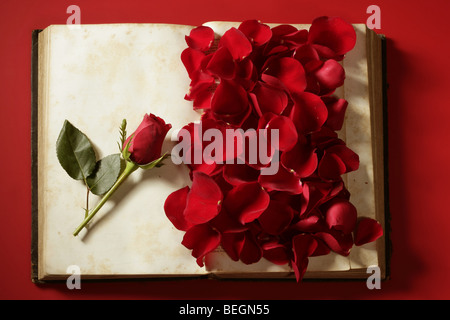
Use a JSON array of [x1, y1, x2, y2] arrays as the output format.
[[1, 0, 449, 300]]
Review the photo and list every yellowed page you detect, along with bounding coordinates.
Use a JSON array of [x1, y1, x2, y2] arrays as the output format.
[[38, 24, 204, 280]]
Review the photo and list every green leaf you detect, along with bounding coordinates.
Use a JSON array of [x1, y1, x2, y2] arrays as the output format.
[[56, 120, 97, 181], [138, 152, 169, 170], [86, 154, 122, 196]]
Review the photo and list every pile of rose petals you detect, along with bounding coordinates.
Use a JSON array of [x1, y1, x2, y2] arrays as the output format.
[[165, 17, 383, 282]]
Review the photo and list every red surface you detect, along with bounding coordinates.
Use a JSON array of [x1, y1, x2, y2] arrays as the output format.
[[1, 0, 450, 300]]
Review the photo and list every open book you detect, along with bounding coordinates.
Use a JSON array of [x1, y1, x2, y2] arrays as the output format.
[[31, 21, 389, 282]]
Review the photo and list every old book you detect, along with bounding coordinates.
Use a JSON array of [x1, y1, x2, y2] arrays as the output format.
[[31, 21, 389, 282]]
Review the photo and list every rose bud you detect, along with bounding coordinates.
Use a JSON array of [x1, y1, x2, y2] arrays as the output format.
[[123, 113, 172, 165]]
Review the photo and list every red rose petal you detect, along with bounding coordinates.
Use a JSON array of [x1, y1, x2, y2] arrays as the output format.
[[252, 81, 289, 115], [262, 242, 290, 265], [282, 29, 309, 48], [314, 230, 353, 256], [184, 171, 223, 224], [310, 239, 331, 256], [240, 231, 263, 264], [331, 145, 360, 172], [206, 46, 236, 80], [192, 89, 213, 110], [211, 80, 250, 125], [210, 207, 248, 234], [219, 27, 253, 61], [164, 186, 193, 231], [294, 44, 320, 66], [223, 163, 260, 186], [319, 144, 360, 180], [258, 200, 294, 235], [182, 224, 221, 267], [354, 217, 383, 246], [293, 212, 322, 232], [323, 97, 348, 131], [291, 234, 318, 282], [264, 57, 307, 94], [221, 232, 245, 261], [181, 48, 206, 79], [314, 59, 345, 91], [308, 16, 356, 56], [281, 135, 318, 178], [238, 20, 272, 46], [261, 114, 298, 152], [311, 44, 338, 59], [224, 182, 270, 224], [318, 152, 346, 181], [185, 26, 215, 52], [324, 198, 357, 234], [259, 165, 303, 194], [258, 165, 303, 195], [290, 92, 328, 134]]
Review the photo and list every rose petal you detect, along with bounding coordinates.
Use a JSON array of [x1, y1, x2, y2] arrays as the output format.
[[224, 182, 270, 224], [324, 198, 357, 234], [164, 186, 193, 231], [258, 165, 303, 195], [291, 234, 318, 282], [240, 231, 263, 264], [252, 81, 289, 115], [323, 96, 348, 131], [308, 16, 356, 56], [206, 46, 236, 80], [290, 92, 328, 134], [354, 217, 383, 246], [319, 144, 360, 180], [314, 230, 353, 256], [192, 89, 213, 110], [184, 171, 223, 224], [221, 232, 245, 261], [219, 27, 253, 61], [262, 242, 290, 265], [182, 224, 221, 267], [238, 20, 272, 46], [211, 80, 250, 125], [292, 209, 326, 232], [185, 26, 215, 51], [258, 200, 294, 235], [294, 44, 320, 66], [314, 59, 345, 92], [281, 135, 318, 177], [209, 207, 248, 233], [223, 163, 260, 186], [181, 48, 206, 79], [318, 152, 346, 181], [260, 114, 298, 152], [264, 57, 307, 94]]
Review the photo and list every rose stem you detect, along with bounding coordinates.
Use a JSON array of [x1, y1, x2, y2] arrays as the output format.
[[73, 160, 138, 236]]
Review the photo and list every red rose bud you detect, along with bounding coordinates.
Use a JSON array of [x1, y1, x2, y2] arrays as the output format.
[[123, 114, 172, 165]]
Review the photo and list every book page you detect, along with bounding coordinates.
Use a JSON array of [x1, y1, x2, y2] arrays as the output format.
[[38, 23, 205, 280]]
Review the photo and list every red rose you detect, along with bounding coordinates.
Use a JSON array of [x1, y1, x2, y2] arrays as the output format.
[[123, 114, 172, 165]]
